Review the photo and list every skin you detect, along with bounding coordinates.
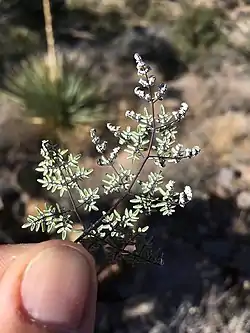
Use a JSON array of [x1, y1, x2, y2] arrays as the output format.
[[0, 240, 97, 333]]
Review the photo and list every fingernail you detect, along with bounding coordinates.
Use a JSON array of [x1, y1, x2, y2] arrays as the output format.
[[20, 245, 91, 331]]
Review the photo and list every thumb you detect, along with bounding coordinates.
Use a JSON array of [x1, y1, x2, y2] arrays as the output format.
[[0, 240, 97, 333]]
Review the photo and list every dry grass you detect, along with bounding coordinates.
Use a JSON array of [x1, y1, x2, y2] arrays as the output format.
[[66, 0, 180, 26], [121, 287, 250, 333], [167, 287, 250, 332], [186, 111, 250, 166]]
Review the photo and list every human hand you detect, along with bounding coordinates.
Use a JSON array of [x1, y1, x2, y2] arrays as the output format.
[[0, 240, 97, 333]]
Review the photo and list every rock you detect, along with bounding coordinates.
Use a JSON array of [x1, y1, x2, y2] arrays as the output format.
[[0, 171, 50, 244], [14, 0, 65, 15], [215, 167, 235, 196], [202, 240, 234, 261], [16, 162, 44, 197], [106, 25, 187, 81], [233, 246, 250, 277], [236, 191, 250, 210]]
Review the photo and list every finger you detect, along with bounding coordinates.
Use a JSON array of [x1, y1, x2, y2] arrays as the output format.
[[0, 240, 97, 333], [0, 244, 31, 280], [0, 241, 95, 279]]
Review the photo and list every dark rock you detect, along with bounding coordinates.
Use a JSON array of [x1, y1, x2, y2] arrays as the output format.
[[219, 0, 239, 9], [202, 240, 234, 261], [0, 175, 50, 244], [16, 162, 44, 197], [233, 246, 250, 277], [107, 25, 187, 81]]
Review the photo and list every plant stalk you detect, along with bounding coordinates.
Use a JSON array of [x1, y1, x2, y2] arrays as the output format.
[[42, 0, 58, 82]]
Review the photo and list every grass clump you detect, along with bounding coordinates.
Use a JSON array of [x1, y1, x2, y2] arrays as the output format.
[[1, 54, 107, 134], [171, 1, 231, 69]]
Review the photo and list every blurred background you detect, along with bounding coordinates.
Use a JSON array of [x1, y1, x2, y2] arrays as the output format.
[[2, 0, 250, 331]]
